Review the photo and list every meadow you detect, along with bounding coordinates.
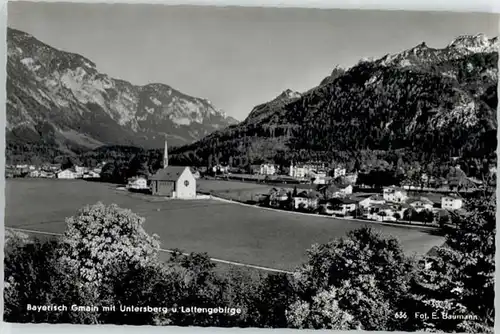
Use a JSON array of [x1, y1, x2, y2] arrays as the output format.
[[197, 179, 276, 202], [5, 178, 444, 271]]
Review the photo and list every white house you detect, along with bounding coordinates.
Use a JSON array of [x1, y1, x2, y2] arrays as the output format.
[[260, 163, 277, 175], [57, 169, 77, 179], [37, 170, 55, 178], [441, 195, 464, 210], [290, 162, 326, 179], [327, 198, 358, 216], [359, 194, 386, 209], [366, 203, 397, 222], [311, 170, 328, 184], [339, 184, 353, 196], [333, 167, 347, 179], [127, 177, 148, 190], [289, 164, 309, 179], [74, 165, 88, 177], [344, 173, 358, 184], [292, 191, 320, 210], [312, 175, 328, 185], [212, 164, 230, 174], [83, 171, 100, 179], [383, 187, 409, 203], [408, 197, 434, 212], [267, 188, 289, 207]]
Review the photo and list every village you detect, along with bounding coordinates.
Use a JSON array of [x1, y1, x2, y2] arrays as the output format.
[[219, 160, 473, 226], [7, 136, 486, 228]]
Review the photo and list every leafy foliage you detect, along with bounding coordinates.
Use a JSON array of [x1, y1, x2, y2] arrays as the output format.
[[59, 202, 161, 285], [286, 286, 358, 329], [290, 227, 416, 330], [3, 231, 97, 324], [409, 193, 496, 332]]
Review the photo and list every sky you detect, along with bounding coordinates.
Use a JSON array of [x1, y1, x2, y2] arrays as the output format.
[[7, 2, 499, 120]]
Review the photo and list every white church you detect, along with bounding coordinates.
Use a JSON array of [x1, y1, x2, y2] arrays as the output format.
[[149, 138, 197, 199]]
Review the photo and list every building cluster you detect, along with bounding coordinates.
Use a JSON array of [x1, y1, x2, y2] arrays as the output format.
[[264, 184, 465, 224], [6, 163, 105, 179], [213, 161, 356, 186], [266, 182, 354, 211], [56, 165, 103, 179], [359, 187, 464, 222]]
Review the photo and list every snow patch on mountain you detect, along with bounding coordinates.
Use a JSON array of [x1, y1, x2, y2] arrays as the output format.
[[150, 97, 162, 106], [20, 58, 41, 72], [365, 75, 379, 86], [171, 116, 192, 126]]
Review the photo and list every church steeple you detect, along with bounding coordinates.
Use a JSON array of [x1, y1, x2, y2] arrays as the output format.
[[163, 137, 169, 169]]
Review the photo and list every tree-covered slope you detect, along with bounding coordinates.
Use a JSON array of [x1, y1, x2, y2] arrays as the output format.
[[171, 35, 498, 177]]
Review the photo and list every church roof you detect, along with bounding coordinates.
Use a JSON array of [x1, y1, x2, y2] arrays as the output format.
[[150, 166, 188, 181]]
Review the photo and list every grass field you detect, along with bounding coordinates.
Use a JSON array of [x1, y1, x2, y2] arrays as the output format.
[[5, 179, 444, 271], [197, 179, 276, 202]]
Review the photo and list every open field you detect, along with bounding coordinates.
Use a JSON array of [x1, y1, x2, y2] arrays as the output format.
[[6, 179, 444, 271], [197, 179, 276, 202]]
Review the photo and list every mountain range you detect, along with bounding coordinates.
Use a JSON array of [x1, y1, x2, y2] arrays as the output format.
[[170, 34, 498, 177], [6, 27, 238, 163]]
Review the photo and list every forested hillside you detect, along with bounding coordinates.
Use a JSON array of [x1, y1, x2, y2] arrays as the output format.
[[170, 35, 498, 179]]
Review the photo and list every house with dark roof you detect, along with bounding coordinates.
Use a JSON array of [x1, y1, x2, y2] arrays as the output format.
[[321, 198, 359, 216], [150, 166, 196, 198], [150, 139, 196, 199], [358, 194, 386, 209], [292, 190, 321, 210], [407, 196, 434, 212]]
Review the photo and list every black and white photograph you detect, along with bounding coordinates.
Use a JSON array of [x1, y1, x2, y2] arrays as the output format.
[[3, 2, 498, 332]]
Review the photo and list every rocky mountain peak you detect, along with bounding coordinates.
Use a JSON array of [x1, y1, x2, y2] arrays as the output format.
[[279, 89, 302, 100], [448, 33, 498, 52], [377, 34, 498, 68], [6, 27, 238, 160]]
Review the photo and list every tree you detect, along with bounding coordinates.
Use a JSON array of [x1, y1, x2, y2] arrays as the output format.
[[59, 202, 161, 288], [410, 194, 496, 332], [286, 286, 359, 329], [446, 194, 495, 322], [61, 156, 76, 170], [291, 227, 416, 330], [254, 273, 296, 327], [4, 231, 95, 324], [403, 207, 416, 221], [422, 209, 435, 224], [438, 212, 451, 229], [128, 155, 149, 177]]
